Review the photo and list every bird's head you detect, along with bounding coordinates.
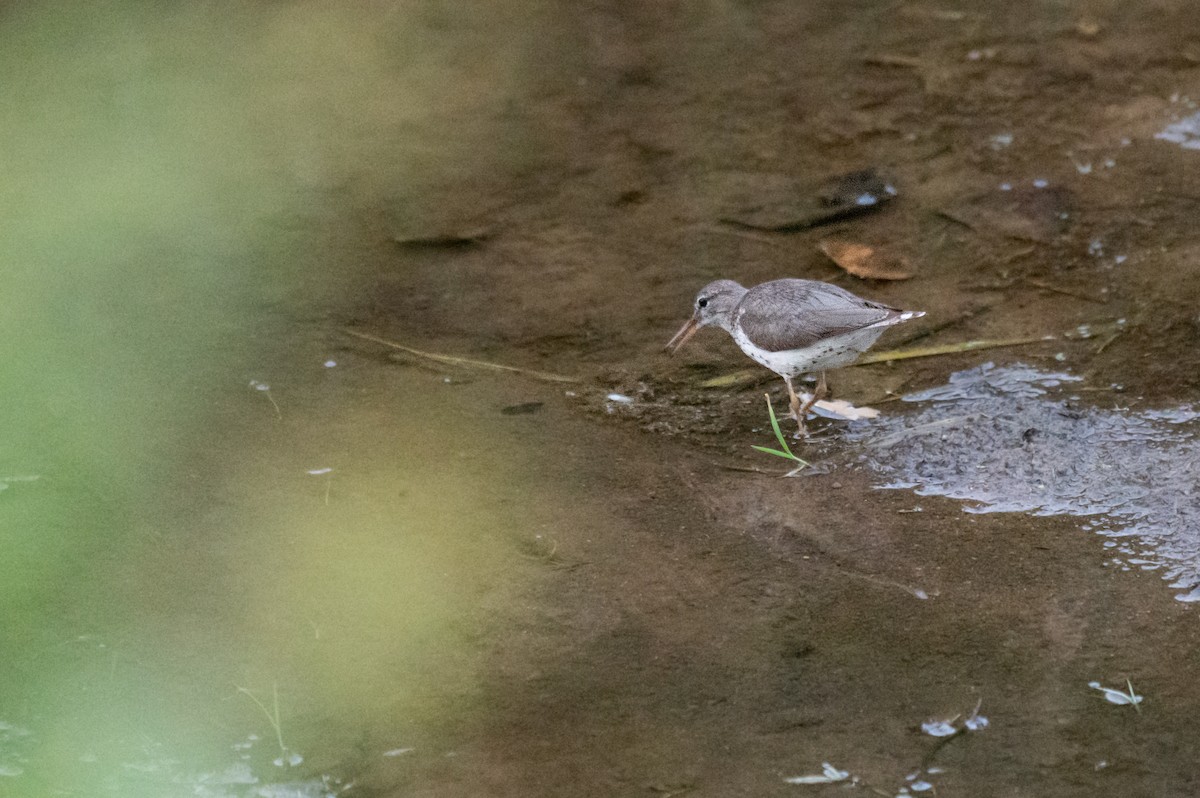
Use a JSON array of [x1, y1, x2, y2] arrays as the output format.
[[665, 279, 745, 353]]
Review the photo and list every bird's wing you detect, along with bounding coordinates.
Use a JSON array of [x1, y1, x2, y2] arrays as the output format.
[[736, 280, 900, 353]]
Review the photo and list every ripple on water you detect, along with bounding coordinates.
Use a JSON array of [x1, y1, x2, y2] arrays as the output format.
[[849, 363, 1200, 602]]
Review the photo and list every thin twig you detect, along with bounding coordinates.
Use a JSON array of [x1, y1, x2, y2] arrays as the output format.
[[343, 328, 580, 384], [854, 335, 1052, 366], [237, 683, 287, 757], [1023, 277, 1108, 304]]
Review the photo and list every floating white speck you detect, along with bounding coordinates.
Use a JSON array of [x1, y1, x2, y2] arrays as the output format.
[[249, 380, 271, 391], [324, 360, 337, 368], [1156, 111, 1200, 149], [921, 720, 958, 737], [383, 747, 415, 757], [306, 468, 333, 476], [1032, 178, 1049, 188], [910, 780, 934, 792], [1114, 254, 1127, 265], [272, 751, 304, 767], [606, 393, 634, 404], [964, 713, 989, 731], [855, 193, 878, 206], [1075, 162, 1093, 175], [989, 133, 1014, 149], [998, 182, 1013, 191], [784, 762, 849, 784]]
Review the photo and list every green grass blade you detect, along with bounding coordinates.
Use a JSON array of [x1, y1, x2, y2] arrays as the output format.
[[751, 445, 799, 459], [763, 393, 795, 456]]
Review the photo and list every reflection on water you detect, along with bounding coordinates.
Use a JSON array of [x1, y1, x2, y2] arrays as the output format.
[[0, 1, 547, 795], [851, 363, 1200, 601]]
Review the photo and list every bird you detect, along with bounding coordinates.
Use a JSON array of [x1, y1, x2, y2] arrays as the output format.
[[665, 278, 924, 434]]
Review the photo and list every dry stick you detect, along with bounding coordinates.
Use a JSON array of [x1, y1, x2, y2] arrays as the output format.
[[854, 335, 1052, 365], [343, 328, 580, 384], [236, 683, 287, 757]]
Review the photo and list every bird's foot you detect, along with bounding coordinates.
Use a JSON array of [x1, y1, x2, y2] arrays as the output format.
[[789, 414, 810, 439]]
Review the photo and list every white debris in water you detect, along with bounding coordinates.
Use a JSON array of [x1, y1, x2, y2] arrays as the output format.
[[1089, 681, 1143, 707], [1074, 161, 1093, 174], [323, 360, 337, 368], [812, 399, 880, 421], [255, 781, 339, 798], [1032, 178, 1049, 188], [250, 379, 271, 392], [1156, 111, 1200, 149], [273, 751, 304, 768], [920, 720, 958, 737], [1114, 254, 1128, 265], [0, 475, 40, 493], [1088, 238, 1104, 257], [383, 747, 414, 757], [855, 193, 878, 206], [306, 467, 333, 476], [784, 762, 850, 784], [606, 393, 634, 404], [998, 182, 1013, 191], [964, 713, 989, 731], [197, 761, 258, 785], [989, 132, 1014, 149]]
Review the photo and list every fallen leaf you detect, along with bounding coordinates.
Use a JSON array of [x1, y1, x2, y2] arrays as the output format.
[[818, 238, 914, 280]]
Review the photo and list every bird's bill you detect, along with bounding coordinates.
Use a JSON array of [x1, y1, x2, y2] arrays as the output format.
[[665, 316, 700, 353]]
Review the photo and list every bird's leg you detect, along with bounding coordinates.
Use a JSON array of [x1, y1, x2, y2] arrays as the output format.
[[795, 371, 828, 425], [784, 376, 807, 437]]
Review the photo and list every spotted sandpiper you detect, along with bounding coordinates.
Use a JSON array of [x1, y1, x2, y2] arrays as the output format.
[[666, 278, 924, 433]]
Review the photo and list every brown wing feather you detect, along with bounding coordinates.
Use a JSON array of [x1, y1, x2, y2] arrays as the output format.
[[735, 279, 900, 353]]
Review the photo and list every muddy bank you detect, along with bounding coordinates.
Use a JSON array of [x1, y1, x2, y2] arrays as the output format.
[[346, 1, 1200, 795]]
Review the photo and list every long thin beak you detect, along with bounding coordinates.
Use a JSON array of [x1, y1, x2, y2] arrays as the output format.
[[665, 316, 700, 353]]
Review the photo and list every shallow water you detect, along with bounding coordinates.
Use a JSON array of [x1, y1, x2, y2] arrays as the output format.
[[851, 363, 1200, 601]]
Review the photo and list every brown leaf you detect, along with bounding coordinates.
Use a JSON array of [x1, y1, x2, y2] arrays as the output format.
[[818, 238, 914, 280]]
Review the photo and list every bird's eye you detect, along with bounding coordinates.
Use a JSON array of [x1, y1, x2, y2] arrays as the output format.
[[697, 297, 709, 309]]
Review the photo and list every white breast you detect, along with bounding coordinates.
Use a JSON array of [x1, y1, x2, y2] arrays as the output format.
[[730, 322, 893, 378]]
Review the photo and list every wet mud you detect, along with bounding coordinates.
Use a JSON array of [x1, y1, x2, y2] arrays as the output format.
[[343, 2, 1200, 796]]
